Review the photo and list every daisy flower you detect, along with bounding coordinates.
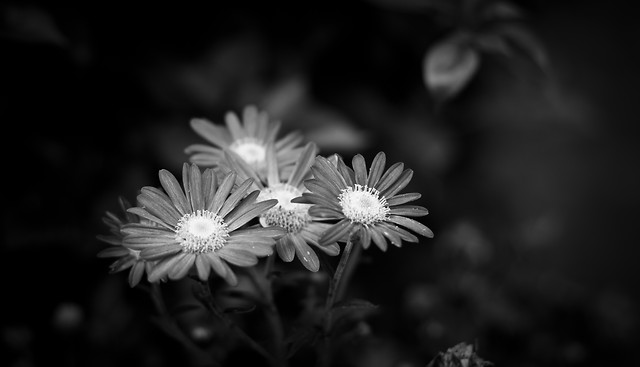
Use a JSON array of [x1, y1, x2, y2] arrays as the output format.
[[97, 196, 154, 287], [295, 152, 434, 250], [184, 105, 304, 179], [222, 141, 340, 272], [121, 163, 286, 285]]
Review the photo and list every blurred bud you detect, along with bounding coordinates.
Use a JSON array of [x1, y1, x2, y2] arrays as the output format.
[[52, 302, 84, 334], [426, 342, 492, 367]]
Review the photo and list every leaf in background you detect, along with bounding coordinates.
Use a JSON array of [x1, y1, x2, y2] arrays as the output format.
[[479, 0, 523, 22], [424, 33, 481, 101], [329, 298, 378, 334], [495, 24, 549, 72]]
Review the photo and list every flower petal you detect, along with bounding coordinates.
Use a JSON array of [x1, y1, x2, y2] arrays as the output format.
[[225, 110, 246, 140], [308, 206, 344, 220], [127, 207, 174, 230], [386, 192, 421, 206], [218, 178, 254, 218], [128, 262, 146, 287], [195, 254, 211, 281], [202, 168, 218, 209], [208, 172, 236, 214], [188, 163, 205, 211], [387, 215, 434, 238], [225, 199, 278, 231], [217, 248, 258, 267], [97, 247, 129, 258], [276, 236, 295, 262], [168, 253, 196, 280], [319, 219, 354, 246], [300, 180, 341, 201], [316, 243, 340, 256], [138, 188, 181, 225], [374, 162, 404, 194], [224, 242, 273, 257], [205, 252, 227, 279], [379, 221, 419, 243], [369, 226, 388, 251], [335, 156, 355, 187], [291, 235, 320, 272], [159, 169, 190, 216], [230, 226, 286, 238], [381, 169, 413, 198], [352, 154, 368, 186], [266, 144, 280, 187], [189, 118, 231, 148], [389, 205, 429, 217], [367, 152, 386, 187], [359, 226, 372, 250], [140, 244, 183, 261], [148, 254, 184, 283], [377, 223, 403, 247], [287, 142, 317, 188]]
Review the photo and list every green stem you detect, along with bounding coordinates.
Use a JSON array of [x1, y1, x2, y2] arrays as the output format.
[[247, 257, 288, 367], [317, 234, 358, 367], [196, 279, 277, 367]]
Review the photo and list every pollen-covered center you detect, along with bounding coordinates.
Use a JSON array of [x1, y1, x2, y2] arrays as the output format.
[[258, 184, 310, 233], [229, 138, 266, 166], [175, 210, 229, 253], [338, 184, 390, 226]]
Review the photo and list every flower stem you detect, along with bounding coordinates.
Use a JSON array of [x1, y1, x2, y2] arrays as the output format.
[[247, 257, 288, 367], [196, 279, 277, 367], [317, 234, 359, 367]]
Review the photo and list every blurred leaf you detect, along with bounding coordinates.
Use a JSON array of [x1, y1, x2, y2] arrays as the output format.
[[424, 33, 481, 101], [494, 24, 549, 71], [330, 298, 378, 335], [1, 5, 68, 46], [285, 326, 319, 359], [479, 0, 523, 22]]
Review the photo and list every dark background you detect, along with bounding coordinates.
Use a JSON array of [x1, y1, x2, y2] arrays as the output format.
[[2, 1, 639, 366]]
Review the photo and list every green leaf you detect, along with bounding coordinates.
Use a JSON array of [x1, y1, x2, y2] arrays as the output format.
[[495, 24, 549, 72], [424, 33, 480, 101]]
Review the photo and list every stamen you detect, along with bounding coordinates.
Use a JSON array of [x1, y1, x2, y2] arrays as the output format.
[[229, 138, 266, 166], [175, 210, 229, 253], [258, 184, 310, 233], [338, 184, 390, 226]]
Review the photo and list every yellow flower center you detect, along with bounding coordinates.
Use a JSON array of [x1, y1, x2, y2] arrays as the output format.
[[229, 138, 266, 166], [339, 184, 390, 226], [258, 184, 310, 233], [175, 210, 229, 253]]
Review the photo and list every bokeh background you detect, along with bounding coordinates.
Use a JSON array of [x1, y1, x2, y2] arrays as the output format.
[[2, 0, 639, 366]]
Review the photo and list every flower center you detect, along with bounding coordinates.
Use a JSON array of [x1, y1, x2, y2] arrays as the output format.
[[175, 210, 229, 253], [338, 184, 390, 226], [229, 138, 266, 166], [258, 184, 310, 233]]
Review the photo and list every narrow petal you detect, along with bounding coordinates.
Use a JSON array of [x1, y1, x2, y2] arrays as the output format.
[[121, 224, 175, 238], [97, 247, 129, 258], [225, 199, 278, 231], [242, 105, 259, 136], [276, 236, 295, 262], [312, 157, 348, 191], [369, 226, 388, 251], [209, 172, 236, 214], [308, 206, 344, 220], [336, 157, 355, 187], [367, 152, 386, 187], [230, 226, 286, 238], [315, 243, 340, 256], [387, 215, 434, 238], [225, 110, 246, 140], [124, 236, 179, 250], [386, 192, 421, 206], [140, 244, 183, 261], [182, 164, 192, 210], [303, 179, 341, 199], [138, 188, 181, 225], [190, 118, 231, 148], [266, 143, 280, 187], [205, 252, 227, 279], [188, 164, 205, 211], [378, 221, 419, 243], [224, 150, 262, 188], [389, 205, 429, 217], [255, 110, 270, 141], [159, 169, 190, 216], [128, 262, 146, 287], [359, 226, 372, 250], [168, 253, 196, 280], [265, 119, 282, 143], [377, 223, 403, 247], [275, 130, 304, 151], [148, 254, 184, 283], [220, 261, 238, 286], [375, 162, 404, 194], [223, 242, 273, 257], [218, 178, 254, 218], [109, 257, 135, 273], [201, 168, 217, 209], [319, 219, 354, 246], [217, 248, 258, 267], [291, 235, 320, 272], [184, 142, 224, 155], [195, 254, 211, 280], [296, 192, 341, 211], [352, 154, 368, 186], [381, 169, 413, 198], [287, 142, 317, 188]]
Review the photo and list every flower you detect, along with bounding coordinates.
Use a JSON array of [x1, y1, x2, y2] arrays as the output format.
[[295, 152, 434, 250], [184, 105, 304, 179], [121, 163, 286, 285], [97, 196, 154, 287], [222, 141, 340, 272]]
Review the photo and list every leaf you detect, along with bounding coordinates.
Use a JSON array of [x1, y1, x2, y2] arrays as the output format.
[[284, 326, 320, 359], [495, 24, 549, 72], [424, 33, 480, 100], [329, 298, 379, 334]]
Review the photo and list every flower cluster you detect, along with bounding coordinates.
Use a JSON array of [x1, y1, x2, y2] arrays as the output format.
[[98, 104, 434, 286]]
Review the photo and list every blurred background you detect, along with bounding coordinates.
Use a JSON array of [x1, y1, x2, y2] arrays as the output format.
[[2, 0, 639, 366]]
